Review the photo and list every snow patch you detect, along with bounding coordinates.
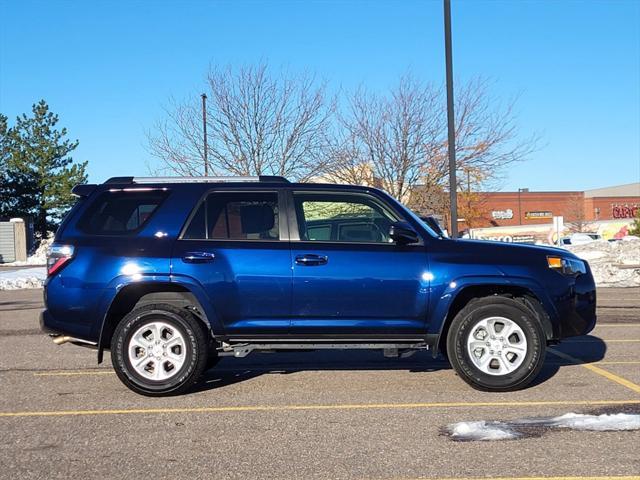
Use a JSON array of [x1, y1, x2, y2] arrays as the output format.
[[0, 267, 47, 290], [445, 412, 640, 442], [547, 412, 640, 431], [447, 421, 519, 441], [566, 238, 640, 288]]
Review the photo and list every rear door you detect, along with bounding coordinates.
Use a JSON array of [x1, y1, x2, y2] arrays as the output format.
[[171, 189, 292, 335], [288, 190, 430, 335]]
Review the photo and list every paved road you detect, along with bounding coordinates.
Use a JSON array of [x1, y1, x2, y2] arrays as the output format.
[[1, 288, 639, 480]]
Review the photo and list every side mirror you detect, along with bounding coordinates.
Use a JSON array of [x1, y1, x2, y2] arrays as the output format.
[[389, 221, 419, 245]]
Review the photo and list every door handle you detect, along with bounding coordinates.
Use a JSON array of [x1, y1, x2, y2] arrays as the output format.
[[182, 252, 215, 263], [295, 254, 328, 266]]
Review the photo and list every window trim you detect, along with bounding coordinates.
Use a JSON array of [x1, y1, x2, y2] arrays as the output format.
[[178, 189, 289, 242], [287, 190, 424, 246]]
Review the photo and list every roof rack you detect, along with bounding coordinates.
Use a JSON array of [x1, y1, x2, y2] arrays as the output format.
[[104, 176, 290, 184]]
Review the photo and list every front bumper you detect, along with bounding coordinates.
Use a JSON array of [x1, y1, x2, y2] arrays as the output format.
[[555, 269, 597, 339]]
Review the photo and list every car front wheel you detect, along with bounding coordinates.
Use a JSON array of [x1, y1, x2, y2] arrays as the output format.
[[446, 296, 546, 392], [111, 303, 209, 396]]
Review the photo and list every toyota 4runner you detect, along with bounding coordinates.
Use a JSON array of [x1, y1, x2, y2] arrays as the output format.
[[41, 176, 596, 396]]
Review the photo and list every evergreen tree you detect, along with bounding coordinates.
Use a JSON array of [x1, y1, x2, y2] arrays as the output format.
[[629, 209, 640, 236], [0, 101, 87, 242]]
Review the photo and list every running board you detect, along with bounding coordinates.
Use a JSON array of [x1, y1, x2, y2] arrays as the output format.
[[218, 342, 430, 358]]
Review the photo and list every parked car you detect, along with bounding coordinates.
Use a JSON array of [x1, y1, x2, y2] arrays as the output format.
[[42, 176, 596, 396], [561, 232, 602, 246]]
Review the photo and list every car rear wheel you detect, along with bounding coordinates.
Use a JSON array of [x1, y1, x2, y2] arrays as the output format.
[[446, 296, 546, 392], [111, 304, 209, 396]]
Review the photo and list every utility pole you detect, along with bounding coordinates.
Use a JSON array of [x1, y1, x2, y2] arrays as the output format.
[[444, 0, 458, 238], [517, 187, 527, 225], [201, 93, 208, 176], [518, 188, 522, 225]]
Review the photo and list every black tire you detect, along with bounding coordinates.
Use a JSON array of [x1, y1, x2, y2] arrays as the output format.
[[206, 343, 220, 371], [111, 303, 209, 396], [446, 296, 546, 392]]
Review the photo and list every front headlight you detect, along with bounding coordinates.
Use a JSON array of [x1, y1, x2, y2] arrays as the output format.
[[547, 256, 586, 276]]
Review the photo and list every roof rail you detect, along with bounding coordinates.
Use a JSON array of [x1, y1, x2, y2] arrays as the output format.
[[104, 176, 289, 184], [104, 176, 134, 184]]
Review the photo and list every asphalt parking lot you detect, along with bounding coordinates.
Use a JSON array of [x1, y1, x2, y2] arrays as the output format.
[[0, 288, 639, 480]]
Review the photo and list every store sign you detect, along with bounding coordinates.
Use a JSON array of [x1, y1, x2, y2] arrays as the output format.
[[491, 209, 513, 220], [525, 211, 552, 219], [612, 204, 639, 219], [475, 234, 536, 244]]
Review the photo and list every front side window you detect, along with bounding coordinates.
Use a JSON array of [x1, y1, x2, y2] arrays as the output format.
[[294, 193, 398, 243], [183, 192, 279, 241], [77, 190, 167, 235]]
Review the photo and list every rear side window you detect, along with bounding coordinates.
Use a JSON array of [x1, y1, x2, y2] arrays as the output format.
[[77, 190, 167, 235], [183, 192, 279, 241]]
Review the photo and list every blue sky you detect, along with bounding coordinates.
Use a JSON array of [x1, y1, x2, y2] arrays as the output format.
[[1, 0, 638, 191]]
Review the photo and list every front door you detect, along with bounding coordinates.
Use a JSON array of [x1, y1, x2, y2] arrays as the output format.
[[171, 190, 291, 335], [289, 191, 429, 335]]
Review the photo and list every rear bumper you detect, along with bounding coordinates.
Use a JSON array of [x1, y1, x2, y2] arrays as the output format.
[[39, 311, 59, 335], [40, 309, 96, 343]]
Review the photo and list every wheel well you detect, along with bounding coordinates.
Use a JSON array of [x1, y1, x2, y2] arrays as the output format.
[[98, 283, 211, 362], [437, 285, 554, 356]]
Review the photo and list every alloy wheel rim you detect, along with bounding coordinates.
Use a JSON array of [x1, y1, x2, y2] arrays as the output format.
[[466, 316, 528, 376], [127, 321, 186, 381]]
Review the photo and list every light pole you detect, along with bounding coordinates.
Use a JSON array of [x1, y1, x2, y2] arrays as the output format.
[[517, 187, 527, 225], [201, 93, 208, 176], [444, 0, 458, 238]]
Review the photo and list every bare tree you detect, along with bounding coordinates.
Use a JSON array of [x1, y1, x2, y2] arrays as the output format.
[[565, 193, 592, 233], [148, 63, 335, 180], [326, 75, 441, 202], [328, 75, 538, 218]]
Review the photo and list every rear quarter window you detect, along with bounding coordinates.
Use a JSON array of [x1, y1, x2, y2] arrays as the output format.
[[182, 192, 279, 241], [77, 190, 168, 235]]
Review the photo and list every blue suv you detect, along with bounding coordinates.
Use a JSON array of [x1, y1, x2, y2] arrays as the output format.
[[41, 176, 597, 395]]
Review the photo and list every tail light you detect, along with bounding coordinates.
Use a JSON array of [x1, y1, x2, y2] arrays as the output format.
[[47, 244, 75, 276]]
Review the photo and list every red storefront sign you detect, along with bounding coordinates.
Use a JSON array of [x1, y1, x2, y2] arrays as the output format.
[[612, 204, 639, 219]]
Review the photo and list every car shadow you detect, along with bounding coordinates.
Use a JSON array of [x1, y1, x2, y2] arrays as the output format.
[[529, 334, 608, 387], [192, 349, 451, 393], [192, 335, 608, 393], [0, 300, 43, 312]]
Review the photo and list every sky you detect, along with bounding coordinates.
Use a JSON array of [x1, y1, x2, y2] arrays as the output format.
[[1, 0, 639, 192]]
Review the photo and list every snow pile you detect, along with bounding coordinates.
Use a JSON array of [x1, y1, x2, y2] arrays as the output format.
[[446, 412, 640, 441], [545, 412, 640, 431], [566, 238, 640, 287], [0, 267, 47, 290], [2, 236, 53, 266]]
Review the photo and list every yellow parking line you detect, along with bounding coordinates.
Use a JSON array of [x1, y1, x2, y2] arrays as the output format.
[[566, 339, 640, 343], [34, 371, 113, 376], [401, 477, 640, 480], [601, 339, 640, 343], [31, 358, 640, 377], [595, 361, 640, 365], [1, 399, 640, 418], [410, 477, 640, 480], [548, 348, 640, 394], [596, 323, 640, 327]]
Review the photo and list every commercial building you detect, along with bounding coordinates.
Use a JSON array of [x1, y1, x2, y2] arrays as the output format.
[[466, 182, 640, 229]]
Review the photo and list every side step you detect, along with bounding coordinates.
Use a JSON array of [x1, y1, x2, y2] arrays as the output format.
[[218, 342, 430, 358]]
